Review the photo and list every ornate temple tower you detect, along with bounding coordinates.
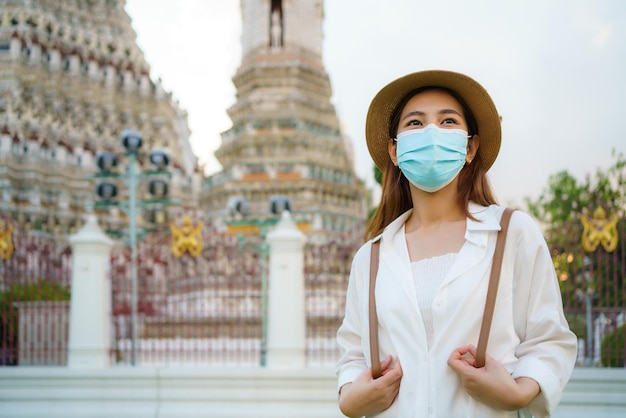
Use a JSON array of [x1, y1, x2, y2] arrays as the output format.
[[0, 0, 200, 235], [202, 0, 367, 234]]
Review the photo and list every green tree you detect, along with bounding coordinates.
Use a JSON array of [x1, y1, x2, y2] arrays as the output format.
[[374, 165, 382, 186], [525, 150, 625, 262], [368, 165, 383, 220], [526, 150, 626, 236]]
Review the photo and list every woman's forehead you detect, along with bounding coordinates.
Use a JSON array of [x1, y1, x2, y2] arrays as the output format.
[[402, 88, 463, 112]]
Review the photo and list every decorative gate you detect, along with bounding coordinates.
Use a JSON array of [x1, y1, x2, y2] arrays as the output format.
[[110, 219, 262, 366], [556, 206, 626, 367], [110, 215, 364, 367]]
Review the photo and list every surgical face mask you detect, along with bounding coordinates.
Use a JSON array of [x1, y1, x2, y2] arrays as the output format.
[[395, 124, 468, 193]]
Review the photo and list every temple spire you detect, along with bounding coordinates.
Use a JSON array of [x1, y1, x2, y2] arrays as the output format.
[[201, 0, 367, 235]]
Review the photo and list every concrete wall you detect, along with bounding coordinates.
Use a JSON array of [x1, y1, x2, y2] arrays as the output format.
[[0, 367, 624, 418]]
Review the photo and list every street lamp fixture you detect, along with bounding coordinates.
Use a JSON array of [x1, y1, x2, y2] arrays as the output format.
[[227, 196, 251, 218], [270, 194, 291, 215], [149, 148, 170, 170], [148, 179, 168, 198], [95, 151, 118, 172], [95, 182, 118, 201], [121, 129, 143, 154]]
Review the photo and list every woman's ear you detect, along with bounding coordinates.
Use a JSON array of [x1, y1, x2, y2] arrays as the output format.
[[466, 135, 480, 164], [388, 138, 398, 167]]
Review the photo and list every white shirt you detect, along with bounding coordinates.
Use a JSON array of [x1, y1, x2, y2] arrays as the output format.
[[336, 203, 577, 418], [412, 253, 457, 350]]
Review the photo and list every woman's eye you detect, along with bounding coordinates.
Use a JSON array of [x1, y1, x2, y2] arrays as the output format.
[[406, 119, 422, 127], [442, 118, 457, 125]]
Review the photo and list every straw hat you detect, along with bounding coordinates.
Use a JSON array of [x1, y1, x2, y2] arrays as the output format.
[[366, 70, 501, 171]]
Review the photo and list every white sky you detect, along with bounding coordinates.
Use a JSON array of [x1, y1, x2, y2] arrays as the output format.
[[125, 0, 625, 207]]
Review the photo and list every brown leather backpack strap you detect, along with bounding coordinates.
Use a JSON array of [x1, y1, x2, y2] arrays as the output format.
[[475, 208, 516, 368], [369, 239, 382, 379]]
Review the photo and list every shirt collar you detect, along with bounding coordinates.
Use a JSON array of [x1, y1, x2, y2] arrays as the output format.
[[374, 202, 502, 248]]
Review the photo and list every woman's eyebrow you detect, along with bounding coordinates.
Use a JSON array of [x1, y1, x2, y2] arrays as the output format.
[[401, 110, 425, 121], [439, 109, 463, 117]]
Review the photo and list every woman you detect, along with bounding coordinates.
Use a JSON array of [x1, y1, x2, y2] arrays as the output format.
[[336, 70, 577, 418]]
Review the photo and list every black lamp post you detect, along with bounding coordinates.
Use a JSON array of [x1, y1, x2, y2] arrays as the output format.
[[92, 130, 179, 366]]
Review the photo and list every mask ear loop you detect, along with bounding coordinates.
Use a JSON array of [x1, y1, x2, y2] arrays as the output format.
[[465, 133, 476, 164], [389, 137, 399, 167]]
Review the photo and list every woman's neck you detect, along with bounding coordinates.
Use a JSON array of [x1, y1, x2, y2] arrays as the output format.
[[406, 182, 464, 230], [404, 182, 467, 261]]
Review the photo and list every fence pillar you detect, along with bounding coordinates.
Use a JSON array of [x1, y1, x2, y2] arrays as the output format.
[[67, 214, 114, 368], [266, 211, 307, 368]]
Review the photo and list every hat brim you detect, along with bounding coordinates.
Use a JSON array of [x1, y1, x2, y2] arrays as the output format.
[[366, 70, 501, 171]]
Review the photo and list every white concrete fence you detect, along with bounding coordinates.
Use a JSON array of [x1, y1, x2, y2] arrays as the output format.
[[0, 212, 625, 417]]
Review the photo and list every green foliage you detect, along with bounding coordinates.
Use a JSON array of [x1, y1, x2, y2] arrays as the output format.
[[0, 280, 70, 326], [526, 170, 584, 225], [526, 149, 626, 214], [374, 165, 382, 186], [565, 313, 587, 339], [0, 279, 70, 324], [367, 165, 383, 221], [601, 324, 626, 367], [525, 150, 626, 245], [0, 279, 70, 305]]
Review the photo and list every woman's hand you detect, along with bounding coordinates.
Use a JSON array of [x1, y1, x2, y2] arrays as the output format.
[[338, 355, 403, 418], [447, 344, 540, 411]]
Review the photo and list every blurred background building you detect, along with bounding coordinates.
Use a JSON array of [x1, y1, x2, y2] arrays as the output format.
[[0, 0, 201, 237]]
